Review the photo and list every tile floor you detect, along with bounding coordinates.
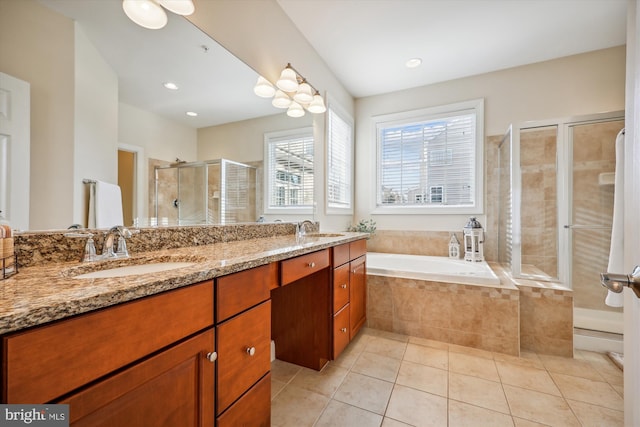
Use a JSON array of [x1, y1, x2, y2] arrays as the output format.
[[270, 328, 624, 427]]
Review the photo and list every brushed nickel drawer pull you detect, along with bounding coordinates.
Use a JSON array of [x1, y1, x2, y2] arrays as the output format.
[[340, 328, 347, 333], [206, 352, 217, 363], [246, 346, 256, 356], [308, 262, 316, 268]]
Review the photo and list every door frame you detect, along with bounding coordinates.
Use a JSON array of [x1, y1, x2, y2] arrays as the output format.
[[118, 143, 146, 225]]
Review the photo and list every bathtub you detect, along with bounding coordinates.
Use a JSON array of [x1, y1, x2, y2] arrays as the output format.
[[366, 252, 500, 287]]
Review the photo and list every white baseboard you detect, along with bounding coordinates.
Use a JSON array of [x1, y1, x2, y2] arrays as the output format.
[[574, 329, 623, 354]]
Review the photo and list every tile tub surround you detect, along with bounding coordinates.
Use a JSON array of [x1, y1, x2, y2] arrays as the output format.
[[0, 229, 365, 334], [272, 328, 623, 427], [366, 260, 574, 357], [14, 222, 305, 268], [367, 273, 520, 356], [366, 230, 466, 258]]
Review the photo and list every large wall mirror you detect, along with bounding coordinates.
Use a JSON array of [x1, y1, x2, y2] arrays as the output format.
[[2, 0, 310, 231]]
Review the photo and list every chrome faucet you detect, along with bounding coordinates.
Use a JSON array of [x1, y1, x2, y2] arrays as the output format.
[[65, 226, 138, 262], [103, 226, 137, 258], [297, 220, 316, 238]]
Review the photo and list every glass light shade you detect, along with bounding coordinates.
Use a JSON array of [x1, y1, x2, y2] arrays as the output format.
[[122, 0, 168, 29], [254, 76, 276, 98], [158, 0, 195, 15], [293, 82, 314, 104], [307, 94, 326, 114], [272, 90, 292, 108], [287, 101, 305, 118], [276, 67, 299, 92]]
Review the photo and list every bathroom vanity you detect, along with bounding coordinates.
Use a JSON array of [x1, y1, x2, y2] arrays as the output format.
[[0, 227, 367, 426]]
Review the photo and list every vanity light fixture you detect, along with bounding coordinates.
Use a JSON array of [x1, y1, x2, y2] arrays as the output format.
[[122, 0, 195, 30], [186, 111, 198, 117], [253, 63, 326, 117], [163, 82, 179, 90]]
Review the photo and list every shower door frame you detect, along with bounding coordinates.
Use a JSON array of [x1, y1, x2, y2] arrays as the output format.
[[511, 111, 624, 291]]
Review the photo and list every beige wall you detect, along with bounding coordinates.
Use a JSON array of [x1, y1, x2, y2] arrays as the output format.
[[0, 0, 75, 230], [74, 23, 119, 227], [119, 103, 197, 221], [355, 47, 626, 234]]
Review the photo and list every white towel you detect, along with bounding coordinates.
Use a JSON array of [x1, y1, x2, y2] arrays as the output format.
[[605, 130, 625, 308], [88, 180, 124, 229]]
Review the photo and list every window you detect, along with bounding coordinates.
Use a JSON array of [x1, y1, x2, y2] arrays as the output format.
[[326, 100, 354, 213], [264, 128, 314, 213], [374, 99, 484, 214]]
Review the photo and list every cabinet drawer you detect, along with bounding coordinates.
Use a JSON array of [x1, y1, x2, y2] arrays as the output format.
[[333, 304, 350, 359], [216, 263, 275, 322], [281, 249, 330, 286], [3, 281, 214, 404], [217, 301, 271, 414], [217, 372, 270, 427], [350, 239, 367, 260], [333, 243, 350, 267], [333, 263, 350, 312]]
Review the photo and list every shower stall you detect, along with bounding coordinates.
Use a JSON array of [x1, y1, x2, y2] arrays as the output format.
[[154, 159, 257, 225], [498, 111, 625, 347]]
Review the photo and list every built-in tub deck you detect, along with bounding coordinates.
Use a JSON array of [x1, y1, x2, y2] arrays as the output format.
[[366, 252, 510, 288]]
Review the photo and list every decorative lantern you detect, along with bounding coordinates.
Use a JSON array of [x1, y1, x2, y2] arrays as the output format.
[[448, 234, 460, 259], [463, 217, 484, 262]]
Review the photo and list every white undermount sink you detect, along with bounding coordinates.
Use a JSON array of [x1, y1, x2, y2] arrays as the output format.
[[73, 262, 196, 279]]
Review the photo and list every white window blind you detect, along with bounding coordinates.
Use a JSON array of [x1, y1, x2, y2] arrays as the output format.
[[327, 104, 353, 212], [265, 129, 314, 211], [376, 104, 480, 211]]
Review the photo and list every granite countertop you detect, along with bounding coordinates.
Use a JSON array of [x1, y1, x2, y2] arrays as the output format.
[[0, 233, 366, 335]]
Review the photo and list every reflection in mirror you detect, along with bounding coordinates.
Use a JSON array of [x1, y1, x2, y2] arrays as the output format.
[[152, 159, 257, 226], [6, 0, 278, 231]]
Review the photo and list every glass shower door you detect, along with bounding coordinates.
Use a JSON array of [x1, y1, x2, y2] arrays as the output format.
[[177, 164, 207, 225], [569, 119, 624, 333]]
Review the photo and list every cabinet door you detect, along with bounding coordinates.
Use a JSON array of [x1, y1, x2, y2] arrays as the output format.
[[333, 263, 350, 312], [333, 304, 350, 359], [349, 256, 366, 339], [217, 301, 271, 414], [61, 329, 215, 427]]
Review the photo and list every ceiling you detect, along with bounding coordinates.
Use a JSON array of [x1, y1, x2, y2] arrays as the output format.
[[39, 0, 627, 128], [277, 0, 628, 98]]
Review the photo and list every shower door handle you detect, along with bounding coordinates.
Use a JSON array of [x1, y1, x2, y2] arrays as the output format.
[[600, 266, 640, 298]]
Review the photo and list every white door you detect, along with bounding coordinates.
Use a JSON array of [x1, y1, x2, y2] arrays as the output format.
[[0, 72, 30, 231], [624, 1, 640, 425]]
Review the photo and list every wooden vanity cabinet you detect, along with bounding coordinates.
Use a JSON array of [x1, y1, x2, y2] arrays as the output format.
[[2, 281, 215, 426], [215, 263, 274, 425], [272, 249, 332, 371], [331, 239, 367, 358], [2, 281, 214, 404]]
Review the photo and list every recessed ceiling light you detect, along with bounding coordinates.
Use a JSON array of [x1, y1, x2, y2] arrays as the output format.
[[186, 111, 198, 117], [405, 58, 422, 69], [163, 82, 179, 90]]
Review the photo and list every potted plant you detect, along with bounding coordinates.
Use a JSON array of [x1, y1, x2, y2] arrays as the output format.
[[347, 219, 377, 238]]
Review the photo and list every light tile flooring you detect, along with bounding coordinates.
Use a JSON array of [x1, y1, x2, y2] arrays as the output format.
[[271, 328, 624, 427]]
